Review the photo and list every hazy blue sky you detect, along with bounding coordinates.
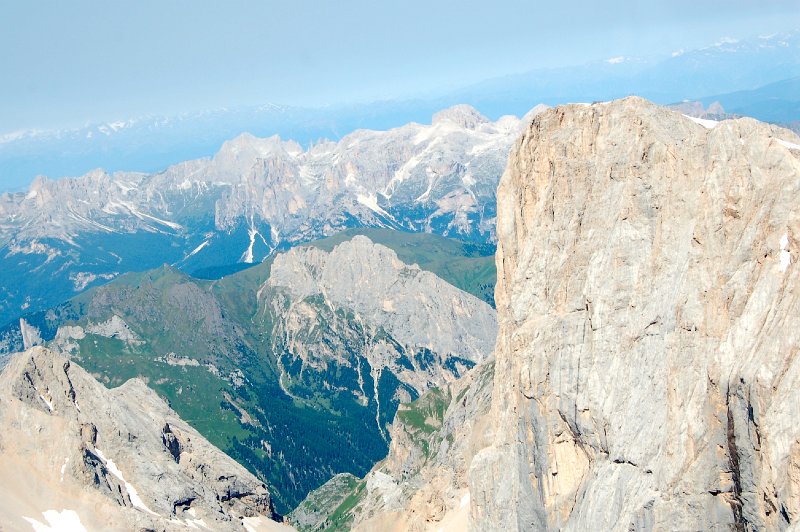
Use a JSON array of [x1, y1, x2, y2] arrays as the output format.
[[1, 1, 799, 133]]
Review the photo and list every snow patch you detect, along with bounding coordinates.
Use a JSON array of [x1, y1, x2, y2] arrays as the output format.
[[61, 457, 69, 482], [357, 193, 393, 220], [684, 115, 718, 129], [460, 492, 471, 509], [113, 200, 183, 231], [780, 233, 792, 273], [606, 56, 626, 64], [114, 180, 136, 193], [714, 36, 739, 46], [23, 509, 87, 532], [243, 227, 257, 263], [185, 240, 210, 260], [183, 508, 209, 529], [777, 138, 800, 151], [94, 448, 158, 515], [414, 121, 459, 145], [39, 394, 53, 411]]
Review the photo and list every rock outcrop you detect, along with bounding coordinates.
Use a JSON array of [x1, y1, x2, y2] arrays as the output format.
[[469, 97, 800, 530], [260, 235, 496, 443], [266, 236, 496, 380], [0, 346, 286, 531]]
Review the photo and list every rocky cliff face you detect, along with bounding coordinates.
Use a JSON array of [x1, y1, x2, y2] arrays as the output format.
[[469, 97, 800, 530], [0, 346, 284, 531], [265, 236, 495, 401]]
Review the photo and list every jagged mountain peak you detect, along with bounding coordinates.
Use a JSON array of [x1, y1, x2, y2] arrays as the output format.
[[215, 132, 304, 163], [0, 346, 281, 530]]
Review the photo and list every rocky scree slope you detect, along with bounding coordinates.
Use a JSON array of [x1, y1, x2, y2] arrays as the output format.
[[0, 232, 497, 514], [468, 97, 800, 530], [0, 346, 281, 531], [0, 105, 543, 326]]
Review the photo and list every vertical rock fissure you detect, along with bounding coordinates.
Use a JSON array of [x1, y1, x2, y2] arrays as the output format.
[[726, 389, 747, 531]]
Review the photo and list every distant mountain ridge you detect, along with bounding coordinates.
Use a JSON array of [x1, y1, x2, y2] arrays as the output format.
[[0, 106, 526, 326], [2, 30, 798, 194]]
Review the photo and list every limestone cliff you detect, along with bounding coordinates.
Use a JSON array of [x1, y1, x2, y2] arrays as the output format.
[[0, 347, 289, 531], [470, 97, 800, 530]]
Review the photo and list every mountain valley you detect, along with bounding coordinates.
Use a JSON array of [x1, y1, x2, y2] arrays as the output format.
[[0, 229, 497, 514]]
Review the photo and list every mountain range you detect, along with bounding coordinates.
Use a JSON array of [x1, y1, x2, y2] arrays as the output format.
[[2, 96, 800, 530], [0, 105, 526, 328]]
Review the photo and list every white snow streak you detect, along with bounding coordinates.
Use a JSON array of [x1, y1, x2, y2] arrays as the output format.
[[94, 448, 157, 515], [243, 227, 257, 263], [38, 394, 53, 411], [684, 115, 718, 129], [186, 240, 210, 260], [780, 233, 792, 273], [60, 457, 69, 482], [460, 492, 471, 509], [357, 193, 395, 222], [777, 138, 800, 151], [23, 510, 87, 532]]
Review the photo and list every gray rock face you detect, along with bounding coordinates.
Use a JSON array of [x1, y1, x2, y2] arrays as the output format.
[[0, 346, 284, 531], [352, 360, 495, 532], [470, 97, 800, 530], [288, 473, 360, 531], [267, 236, 495, 365]]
